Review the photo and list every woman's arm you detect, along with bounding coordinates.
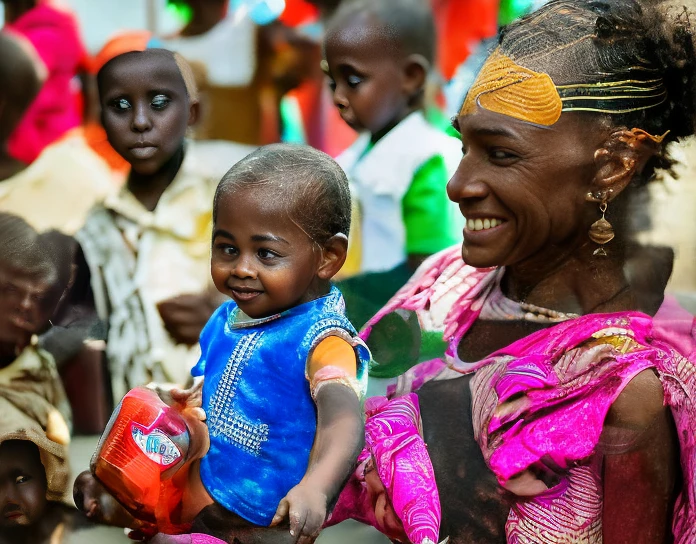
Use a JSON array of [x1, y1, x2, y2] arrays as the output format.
[[602, 369, 679, 544], [272, 383, 364, 543]]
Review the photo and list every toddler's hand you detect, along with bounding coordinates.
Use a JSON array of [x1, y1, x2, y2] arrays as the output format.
[[271, 483, 328, 544], [170, 378, 204, 409], [148, 379, 204, 418]]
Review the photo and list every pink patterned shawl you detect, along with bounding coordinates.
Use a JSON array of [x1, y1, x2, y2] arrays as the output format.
[[360, 246, 696, 543], [327, 394, 441, 544]]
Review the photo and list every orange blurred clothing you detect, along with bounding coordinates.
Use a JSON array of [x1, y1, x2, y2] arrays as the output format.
[[432, 0, 499, 80]]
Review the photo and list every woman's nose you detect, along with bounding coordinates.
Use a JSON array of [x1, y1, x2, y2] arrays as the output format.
[[447, 158, 489, 204]]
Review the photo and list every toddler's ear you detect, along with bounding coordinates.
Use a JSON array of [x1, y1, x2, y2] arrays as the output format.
[[402, 54, 429, 101], [318, 234, 348, 280]]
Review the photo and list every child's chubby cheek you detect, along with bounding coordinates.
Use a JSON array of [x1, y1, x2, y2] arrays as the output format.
[[364, 461, 409, 543]]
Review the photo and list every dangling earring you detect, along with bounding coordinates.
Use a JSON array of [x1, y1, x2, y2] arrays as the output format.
[[588, 200, 615, 256]]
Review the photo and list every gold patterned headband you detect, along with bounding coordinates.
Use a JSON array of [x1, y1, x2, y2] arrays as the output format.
[[461, 49, 669, 127]]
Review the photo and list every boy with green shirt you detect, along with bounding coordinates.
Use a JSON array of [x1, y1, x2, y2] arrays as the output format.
[[324, 0, 462, 277]]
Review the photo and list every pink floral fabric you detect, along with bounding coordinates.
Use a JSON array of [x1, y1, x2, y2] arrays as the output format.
[[360, 246, 696, 543], [327, 394, 441, 544]]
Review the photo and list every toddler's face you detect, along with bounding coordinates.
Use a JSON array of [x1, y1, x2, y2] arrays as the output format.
[[0, 441, 47, 529], [99, 55, 194, 176], [211, 188, 325, 319], [324, 16, 411, 136]]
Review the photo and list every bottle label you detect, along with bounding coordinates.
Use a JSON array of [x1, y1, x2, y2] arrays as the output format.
[[131, 423, 182, 468]]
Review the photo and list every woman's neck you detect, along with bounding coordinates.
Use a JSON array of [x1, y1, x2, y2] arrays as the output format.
[[127, 147, 185, 212], [503, 240, 638, 316]]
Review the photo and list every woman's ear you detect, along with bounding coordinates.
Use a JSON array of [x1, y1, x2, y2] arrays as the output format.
[[317, 234, 349, 281], [401, 54, 429, 101], [589, 128, 664, 203]]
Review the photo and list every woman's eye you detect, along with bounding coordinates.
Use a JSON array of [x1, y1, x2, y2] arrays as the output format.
[[15, 475, 29, 485], [258, 249, 278, 260], [111, 98, 131, 111], [347, 74, 362, 88], [151, 94, 171, 110], [490, 149, 517, 161]]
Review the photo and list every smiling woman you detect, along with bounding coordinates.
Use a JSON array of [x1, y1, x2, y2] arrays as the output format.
[[358, 0, 696, 542]]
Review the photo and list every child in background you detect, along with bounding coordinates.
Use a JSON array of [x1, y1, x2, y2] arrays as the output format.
[[77, 144, 369, 543], [0, 31, 113, 236], [324, 0, 462, 277], [2, 0, 89, 164], [75, 49, 229, 400], [0, 213, 77, 544]]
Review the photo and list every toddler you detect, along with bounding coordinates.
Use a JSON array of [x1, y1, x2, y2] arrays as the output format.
[[82, 144, 370, 543]]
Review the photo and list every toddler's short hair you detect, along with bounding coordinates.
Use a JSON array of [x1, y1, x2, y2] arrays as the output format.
[[328, 0, 436, 65], [214, 144, 351, 245]]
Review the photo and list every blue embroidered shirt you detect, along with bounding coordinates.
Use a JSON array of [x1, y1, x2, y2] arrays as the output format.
[[191, 286, 369, 525]]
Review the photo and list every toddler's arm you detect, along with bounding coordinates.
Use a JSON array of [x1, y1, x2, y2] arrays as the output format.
[[272, 337, 365, 544]]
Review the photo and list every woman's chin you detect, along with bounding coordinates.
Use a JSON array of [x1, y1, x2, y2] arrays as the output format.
[[461, 246, 505, 269]]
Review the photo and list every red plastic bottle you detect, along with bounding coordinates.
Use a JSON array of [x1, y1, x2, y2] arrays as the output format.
[[91, 387, 191, 532]]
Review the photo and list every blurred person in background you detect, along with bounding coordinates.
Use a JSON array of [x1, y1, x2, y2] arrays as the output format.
[[0, 213, 94, 544], [0, 31, 114, 236], [74, 49, 229, 401], [325, 0, 462, 327], [1, 0, 89, 164]]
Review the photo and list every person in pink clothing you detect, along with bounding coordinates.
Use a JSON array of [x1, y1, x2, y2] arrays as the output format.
[[3, 0, 88, 163], [357, 0, 696, 542]]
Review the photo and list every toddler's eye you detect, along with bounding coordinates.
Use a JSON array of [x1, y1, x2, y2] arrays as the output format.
[[214, 243, 237, 257], [15, 475, 30, 485], [151, 94, 171, 110], [111, 98, 131, 111], [347, 75, 362, 88], [327, 79, 337, 92], [222, 246, 238, 256]]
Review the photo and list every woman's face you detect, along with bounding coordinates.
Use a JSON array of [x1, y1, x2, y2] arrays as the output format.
[[448, 109, 608, 269]]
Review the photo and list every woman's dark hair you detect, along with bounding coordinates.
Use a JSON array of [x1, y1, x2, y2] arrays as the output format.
[[499, 0, 696, 184], [213, 144, 352, 245]]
